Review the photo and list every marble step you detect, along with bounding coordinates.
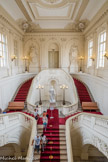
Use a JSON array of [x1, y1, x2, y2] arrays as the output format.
[[38, 129, 65, 133], [38, 132, 65, 137], [34, 154, 67, 160], [37, 125, 65, 129]]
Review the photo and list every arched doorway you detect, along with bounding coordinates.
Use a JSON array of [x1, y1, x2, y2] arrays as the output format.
[[48, 43, 59, 68]]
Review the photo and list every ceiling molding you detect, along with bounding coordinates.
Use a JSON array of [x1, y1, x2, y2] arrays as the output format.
[[27, 0, 75, 9], [29, 3, 39, 19], [0, 5, 24, 36], [75, 0, 89, 21], [1, 0, 106, 31], [27, 0, 78, 21], [83, 1, 108, 35], [15, 0, 32, 21]]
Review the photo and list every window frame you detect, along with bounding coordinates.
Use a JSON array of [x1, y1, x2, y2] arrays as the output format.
[[87, 39, 93, 67], [97, 30, 106, 68], [0, 33, 8, 67], [14, 39, 18, 66]]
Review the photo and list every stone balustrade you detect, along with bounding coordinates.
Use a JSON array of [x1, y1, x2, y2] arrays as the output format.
[[66, 113, 108, 162], [0, 112, 36, 162], [27, 101, 78, 116]]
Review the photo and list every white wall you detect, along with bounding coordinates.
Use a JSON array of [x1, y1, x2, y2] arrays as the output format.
[[73, 73, 108, 115], [0, 73, 35, 111]]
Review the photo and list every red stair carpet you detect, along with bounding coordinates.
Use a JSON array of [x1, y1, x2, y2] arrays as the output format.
[[73, 78, 92, 104], [40, 109, 60, 162], [14, 78, 33, 102]]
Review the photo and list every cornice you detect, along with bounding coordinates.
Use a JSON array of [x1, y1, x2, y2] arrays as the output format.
[[24, 30, 84, 37], [0, 5, 24, 36], [83, 1, 108, 36]]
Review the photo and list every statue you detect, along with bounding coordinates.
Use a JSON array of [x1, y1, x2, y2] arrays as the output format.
[[49, 86, 56, 103], [69, 46, 78, 73], [29, 45, 40, 73], [29, 45, 38, 64]]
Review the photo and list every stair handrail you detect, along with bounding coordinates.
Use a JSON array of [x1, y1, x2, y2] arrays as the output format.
[[66, 112, 108, 162], [26, 116, 37, 162], [27, 101, 78, 116], [62, 102, 78, 116]]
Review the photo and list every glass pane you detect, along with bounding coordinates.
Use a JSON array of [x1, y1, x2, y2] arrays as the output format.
[[90, 49, 92, 56], [100, 34, 103, 42], [100, 51, 102, 59], [3, 51, 6, 58], [100, 44, 103, 52], [103, 43, 106, 51], [0, 33, 1, 41], [0, 43, 2, 51], [3, 44, 6, 51], [90, 41, 93, 47], [1, 59, 3, 67], [104, 32, 106, 41], [2, 34, 6, 43], [0, 50, 2, 56]]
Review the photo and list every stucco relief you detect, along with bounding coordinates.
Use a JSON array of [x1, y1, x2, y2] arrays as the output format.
[[0, 135, 8, 147], [80, 129, 108, 158], [92, 135, 108, 158], [44, 0, 61, 4], [24, 39, 40, 73], [29, 45, 39, 65], [24, 35, 83, 73], [69, 46, 78, 73], [17, 19, 41, 32], [28, 44, 40, 73]]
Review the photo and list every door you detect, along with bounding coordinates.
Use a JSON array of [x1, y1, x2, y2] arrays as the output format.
[[49, 51, 59, 68]]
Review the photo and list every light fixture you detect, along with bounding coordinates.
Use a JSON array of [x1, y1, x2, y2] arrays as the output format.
[[103, 51, 108, 59], [90, 56, 95, 61], [22, 56, 29, 60], [60, 84, 68, 105], [22, 56, 29, 72], [11, 55, 17, 61], [36, 84, 44, 105], [79, 56, 84, 60], [79, 56, 84, 71]]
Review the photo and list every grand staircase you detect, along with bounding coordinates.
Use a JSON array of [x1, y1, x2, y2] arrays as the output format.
[[34, 109, 67, 162], [14, 78, 33, 102], [5, 78, 104, 161], [73, 78, 92, 104]]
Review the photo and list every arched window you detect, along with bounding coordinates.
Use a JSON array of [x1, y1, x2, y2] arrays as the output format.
[[0, 33, 8, 67], [97, 31, 106, 68], [14, 40, 18, 66], [88, 39, 93, 67]]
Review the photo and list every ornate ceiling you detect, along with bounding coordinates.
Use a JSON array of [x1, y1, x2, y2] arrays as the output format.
[[0, 0, 107, 32]]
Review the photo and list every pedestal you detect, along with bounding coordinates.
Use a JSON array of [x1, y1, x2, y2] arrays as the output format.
[[70, 65, 78, 74], [50, 102, 56, 119]]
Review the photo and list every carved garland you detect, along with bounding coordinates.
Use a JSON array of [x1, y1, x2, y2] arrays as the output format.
[[0, 15, 23, 36], [81, 131, 108, 158]]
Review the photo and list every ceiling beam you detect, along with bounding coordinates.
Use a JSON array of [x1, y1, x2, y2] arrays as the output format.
[[75, 0, 89, 21], [15, 0, 32, 21]]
